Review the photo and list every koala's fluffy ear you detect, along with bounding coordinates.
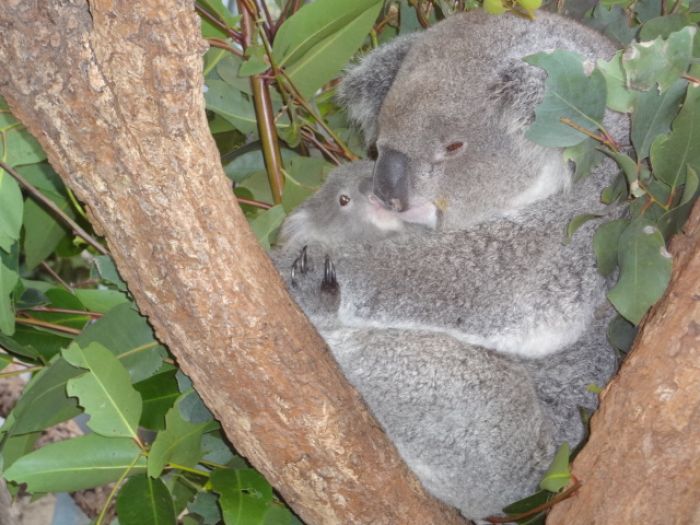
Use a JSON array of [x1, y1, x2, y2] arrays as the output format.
[[336, 33, 420, 149], [489, 59, 548, 133]]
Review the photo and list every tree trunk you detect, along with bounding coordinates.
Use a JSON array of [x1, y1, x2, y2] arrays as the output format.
[[548, 200, 700, 524], [0, 2, 466, 524]]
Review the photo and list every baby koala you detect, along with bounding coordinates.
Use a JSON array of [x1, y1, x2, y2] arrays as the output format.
[[277, 160, 438, 252]]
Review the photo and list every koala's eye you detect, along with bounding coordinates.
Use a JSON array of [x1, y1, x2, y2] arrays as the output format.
[[445, 141, 464, 153], [339, 194, 351, 207]]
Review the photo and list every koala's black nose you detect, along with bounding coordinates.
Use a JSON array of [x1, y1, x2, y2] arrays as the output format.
[[373, 148, 410, 212]]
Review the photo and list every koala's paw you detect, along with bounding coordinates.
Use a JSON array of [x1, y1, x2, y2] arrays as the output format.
[[290, 246, 310, 288], [321, 255, 339, 295]]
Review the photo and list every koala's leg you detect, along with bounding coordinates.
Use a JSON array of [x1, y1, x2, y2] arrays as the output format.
[[323, 327, 556, 521], [521, 304, 619, 448]]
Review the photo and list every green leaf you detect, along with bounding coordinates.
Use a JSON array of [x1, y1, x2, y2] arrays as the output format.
[[566, 213, 602, 241], [75, 302, 165, 382], [597, 51, 636, 112], [4, 434, 146, 493], [91, 255, 128, 291], [134, 370, 180, 431], [148, 398, 209, 477], [239, 46, 269, 77], [63, 342, 143, 439], [622, 26, 696, 92], [0, 242, 19, 335], [0, 431, 40, 471], [607, 314, 637, 353], [249, 205, 286, 250], [631, 79, 686, 161], [639, 14, 691, 41], [280, 1, 384, 98], [116, 474, 176, 525], [603, 150, 640, 192], [0, 170, 23, 253], [608, 220, 673, 325], [211, 468, 274, 525], [11, 324, 72, 362], [224, 148, 299, 184], [188, 492, 223, 525], [587, 6, 637, 46], [205, 80, 258, 135], [7, 357, 81, 435], [539, 442, 571, 492], [1, 126, 46, 167], [658, 164, 700, 237], [524, 50, 607, 147], [74, 288, 130, 313], [0, 332, 43, 363], [273, 0, 381, 68], [650, 84, 700, 190], [594, 218, 630, 276], [197, 0, 241, 40]]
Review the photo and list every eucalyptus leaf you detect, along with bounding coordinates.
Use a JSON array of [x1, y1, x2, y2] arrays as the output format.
[[147, 398, 209, 477], [74, 288, 130, 313], [7, 356, 81, 435], [650, 84, 700, 190], [75, 302, 165, 382], [211, 468, 274, 525], [608, 220, 672, 325], [0, 172, 23, 253], [249, 205, 286, 250], [188, 492, 223, 525], [525, 50, 607, 147], [3, 434, 146, 493], [134, 370, 180, 431], [639, 14, 690, 40], [63, 342, 143, 439], [539, 442, 571, 492], [91, 255, 128, 291], [607, 314, 638, 353], [597, 51, 636, 113], [594, 218, 629, 276], [116, 474, 176, 525], [622, 26, 696, 92], [205, 80, 258, 134], [0, 242, 19, 335], [631, 79, 686, 161], [282, 1, 384, 98]]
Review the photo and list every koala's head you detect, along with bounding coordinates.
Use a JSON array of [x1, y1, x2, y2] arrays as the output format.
[[277, 161, 437, 251], [340, 11, 617, 231]]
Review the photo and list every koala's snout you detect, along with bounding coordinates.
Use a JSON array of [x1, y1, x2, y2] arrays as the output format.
[[373, 148, 410, 212]]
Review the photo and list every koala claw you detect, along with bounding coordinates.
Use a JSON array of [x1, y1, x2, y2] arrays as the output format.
[[290, 246, 309, 288], [321, 255, 339, 294]]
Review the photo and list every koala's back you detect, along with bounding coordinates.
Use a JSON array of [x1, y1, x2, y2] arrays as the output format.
[[411, 10, 618, 67]]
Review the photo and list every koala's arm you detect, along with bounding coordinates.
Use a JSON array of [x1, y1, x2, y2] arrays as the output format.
[[284, 212, 607, 359], [326, 327, 555, 520], [336, 33, 420, 147]]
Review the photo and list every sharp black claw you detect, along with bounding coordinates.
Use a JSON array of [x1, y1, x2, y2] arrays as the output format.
[[290, 246, 309, 288], [321, 255, 339, 294]]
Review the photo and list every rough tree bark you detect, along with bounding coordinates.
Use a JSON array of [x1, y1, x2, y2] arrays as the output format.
[[0, 2, 466, 524], [548, 200, 700, 524]]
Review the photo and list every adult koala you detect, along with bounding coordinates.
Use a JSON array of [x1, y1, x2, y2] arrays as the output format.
[[271, 9, 624, 521]]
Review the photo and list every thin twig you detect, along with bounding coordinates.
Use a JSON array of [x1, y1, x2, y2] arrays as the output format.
[[0, 366, 44, 378], [207, 37, 243, 57], [256, 0, 274, 38], [278, 70, 358, 161], [560, 118, 620, 152], [95, 453, 144, 525], [195, 3, 244, 43], [485, 478, 582, 524], [237, 196, 273, 209], [39, 261, 74, 293], [682, 73, 700, 85], [15, 316, 83, 335], [301, 127, 342, 165], [0, 161, 109, 256], [26, 306, 102, 318], [238, 0, 286, 204]]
